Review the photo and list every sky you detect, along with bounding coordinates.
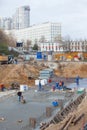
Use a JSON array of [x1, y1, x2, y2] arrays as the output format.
[[0, 0, 87, 40]]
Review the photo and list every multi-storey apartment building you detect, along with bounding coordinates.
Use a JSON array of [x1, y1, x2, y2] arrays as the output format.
[[0, 17, 12, 30], [13, 5, 30, 29], [0, 6, 30, 30], [0, 17, 4, 29]]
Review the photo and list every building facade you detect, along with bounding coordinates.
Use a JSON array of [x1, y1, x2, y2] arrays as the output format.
[[13, 5, 30, 29], [66, 40, 87, 52], [5, 22, 61, 45], [40, 42, 64, 52], [0, 6, 30, 30], [0, 17, 12, 30], [40, 40, 87, 52]]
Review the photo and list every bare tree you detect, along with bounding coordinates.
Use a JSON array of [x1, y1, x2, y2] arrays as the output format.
[[0, 30, 17, 48], [54, 34, 62, 43], [34, 39, 38, 44], [85, 40, 87, 52], [63, 35, 72, 52], [8, 34, 16, 47], [0, 29, 9, 45], [26, 39, 32, 51], [63, 35, 71, 41], [39, 35, 46, 43]]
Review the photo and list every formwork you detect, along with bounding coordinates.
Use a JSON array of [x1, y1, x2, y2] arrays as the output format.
[[20, 89, 86, 130], [39, 91, 86, 130]]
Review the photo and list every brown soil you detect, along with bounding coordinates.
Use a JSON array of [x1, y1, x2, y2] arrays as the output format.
[[0, 62, 87, 88], [54, 62, 87, 78], [0, 62, 47, 87]]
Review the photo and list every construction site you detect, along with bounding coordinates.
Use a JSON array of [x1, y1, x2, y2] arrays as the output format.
[[0, 5, 87, 129], [0, 58, 87, 130]]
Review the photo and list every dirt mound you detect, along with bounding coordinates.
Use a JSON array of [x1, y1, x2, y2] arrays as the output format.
[[0, 62, 87, 88], [54, 62, 87, 78], [0, 63, 46, 87]]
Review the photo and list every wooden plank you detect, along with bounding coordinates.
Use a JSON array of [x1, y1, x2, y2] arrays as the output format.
[[63, 115, 75, 130], [73, 113, 85, 125], [57, 116, 72, 130], [40, 92, 85, 130]]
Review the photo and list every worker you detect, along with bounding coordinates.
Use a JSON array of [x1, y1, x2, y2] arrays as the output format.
[[75, 75, 80, 86], [59, 81, 63, 89], [38, 80, 42, 91], [55, 82, 59, 89], [59, 81, 62, 87], [52, 86, 55, 91], [21, 95, 26, 104], [0, 84, 5, 91], [14, 59, 18, 64], [17, 91, 22, 102]]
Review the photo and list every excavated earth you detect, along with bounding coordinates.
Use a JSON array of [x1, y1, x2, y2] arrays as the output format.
[[0, 61, 87, 88]]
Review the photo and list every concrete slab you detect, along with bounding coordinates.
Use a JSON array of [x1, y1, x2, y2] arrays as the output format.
[[0, 79, 84, 130]]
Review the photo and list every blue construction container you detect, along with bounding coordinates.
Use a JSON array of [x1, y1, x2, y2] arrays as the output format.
[[43, 54, 47, 60], [36, 52, 42, 59]]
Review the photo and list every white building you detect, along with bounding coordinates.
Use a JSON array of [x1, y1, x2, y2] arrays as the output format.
[[0, 17, 12, 30], [4, 18, 13, 30], [5, 22, 61, 45], [13, 5, 30, 29], [0, 17, 4, 29], [40, 40, 87, 52], [40, 42, 64, 52], [66, 40, 87, 52]]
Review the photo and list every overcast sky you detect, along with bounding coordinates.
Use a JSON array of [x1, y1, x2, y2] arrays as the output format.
[[0, 0, 87, 40]]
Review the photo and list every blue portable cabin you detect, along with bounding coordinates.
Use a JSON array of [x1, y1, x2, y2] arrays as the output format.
[[43, 54, 47, 60], [36, 52, 42, 60]]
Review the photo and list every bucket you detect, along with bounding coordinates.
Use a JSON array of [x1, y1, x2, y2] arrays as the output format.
[[48, 79, 52, 83], [77, 88, 84, 94], [48, 55, 52, 61], [52, 101, 58, 107], [20, 85, 28, 92]]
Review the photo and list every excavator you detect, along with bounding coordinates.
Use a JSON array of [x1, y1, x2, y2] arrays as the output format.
[[0, 55, 14, 64]]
